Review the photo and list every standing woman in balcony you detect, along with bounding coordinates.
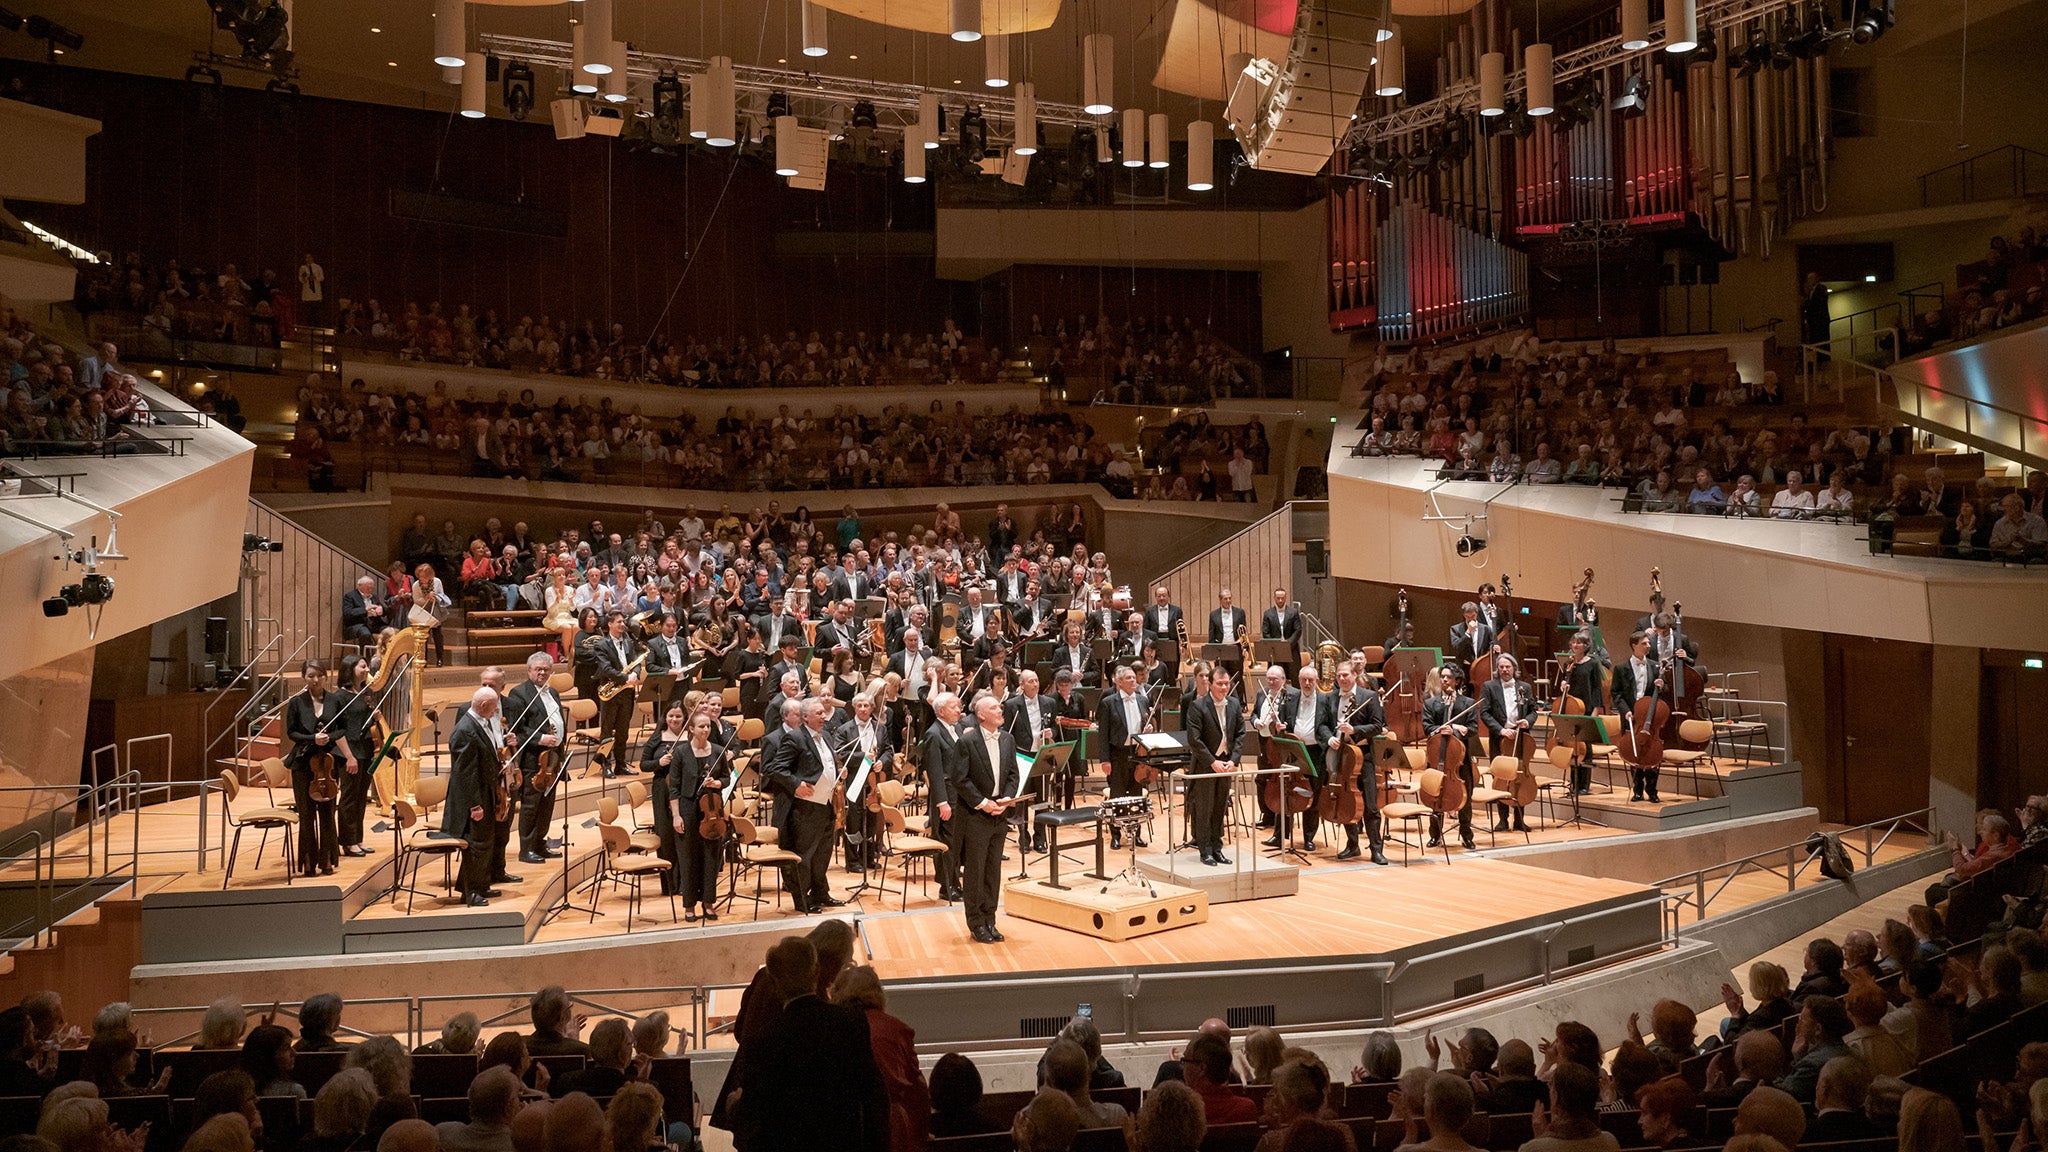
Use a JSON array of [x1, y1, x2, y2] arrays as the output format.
[[412, 563, 451, 666], [286, 658, 356, 877]]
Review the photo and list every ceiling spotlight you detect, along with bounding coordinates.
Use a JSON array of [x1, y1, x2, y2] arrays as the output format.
[[503, 61, 534, 120], [242, 533, 285, 553], [211, 0, 286, 63], [1612, 72, 1649, 117], [1788, 8, 1833, 59], [851, 100, 877, 130], [958, 104, 987, 155], [1455, 526, 1487, 557], [1849, 0, 1894, 43], [766, 90, 791, 119], [652, 72, 682, 120]]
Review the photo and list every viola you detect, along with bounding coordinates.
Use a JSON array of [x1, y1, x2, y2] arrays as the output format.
[[306, 749, 339, 804], [697, 752, 731, 840], [494, 736, 517, 821]]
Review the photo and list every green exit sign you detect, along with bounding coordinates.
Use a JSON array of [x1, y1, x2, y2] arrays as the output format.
[[2027, 657, 2045, 670]]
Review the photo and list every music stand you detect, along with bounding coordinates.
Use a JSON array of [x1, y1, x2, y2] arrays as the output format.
[[840, 756, 885, 903], [1544, 714, 1611, 829], [1022, 639, 1055, 666], [641, 670, 681, 731], [1250, 639, 1296, 671], [1197, 642, 1241, 668], [852, 598, 884, 621], [1152, 639, 1180, 664], [1009, 741, 1075, 880], [1259, 734, 1318, 864]]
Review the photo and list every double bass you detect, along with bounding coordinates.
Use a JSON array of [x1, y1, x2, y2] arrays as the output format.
[[1384, 590, 1426, 743], [1422, 684, 1475, 816], [1621, 569, 1671, 771], [1470, 576, 1518, 690], [1661, 600, 1708, 750]]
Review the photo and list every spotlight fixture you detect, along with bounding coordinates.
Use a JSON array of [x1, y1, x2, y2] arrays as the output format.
[[44, 570, 114, 617], [1847, 0, 1894, 43], [210, 0, 285, 63], [242, 533, 285, 553], [765, 90, 791, 120], [503, 60, 534, 120], [1612, 71, 1649, 117], [958, 104, 987, 155], [1455, 527, 1487, 557], [652, 72, 682, 120], [1787, 8, 1832, 59], [851, 100, 877, 130]]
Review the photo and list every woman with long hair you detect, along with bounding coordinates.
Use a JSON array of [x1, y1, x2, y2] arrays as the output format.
[[665, 707, 732, 922]]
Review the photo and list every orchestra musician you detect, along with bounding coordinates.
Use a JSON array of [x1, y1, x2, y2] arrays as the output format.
[[642, 701, 693, 893], [1382, 620, 1418, 656], [730, 625, 771, 720], [1559, 631, 1607, 796], [1262, 589, 1303, 679], [332, 655, 377, 859], [442, 686, 504, 906], [969, 643, 1015, 696], [504, 653, 568, 865], [1207, 588, 1249, 682], [921, 692, 966, 903], [1098, 664, 1153, 851], [1135, 640, 1171, 689], [751, 595, 802, 654], [811, 600, 862, 656], [1086, 589, 1126, 642], [585, 610, 642, 777], [1610, 631, 1664, 804], [1144, 585, 1184, 677], [1251, 666, 1306, 844], [993, 556, 1029, 607], [1002, 669, 1055, 853], [285, 658, 355, 877], [1046, 668, 1090, 811], [884, 599, 934, 654], [1477, 653, 1535, 834], [644, 612, 695, 719], [1328, 661, 1390, 865], [1646, 612, 1700, 670], [1422, 664, 1478, 851], [956, 695, 1022, 945], [763, 698, 846, 915], [1474, 583, 1506, 638], [1009, 579, 1049, 640], [834, 693, 893, 872], [958, 586, 1000, 664], [1183, 666, 1245, 867], [1115, 612, 1148, 665], [665, 705, 732, 922], [1446, 604, 1495, 672]]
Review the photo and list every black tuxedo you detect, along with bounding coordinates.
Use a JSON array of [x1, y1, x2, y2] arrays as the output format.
[[736, 994, 889, 1152], [993, 570, 1028, 607], [503, 679, 569, 858], [956, 603, 1000, 656], [830, 570, 872, 603], [1050, 643, 1095, 685], [1098, 687, 1152, 804], [1423, 692, 1478, 843], [1446, 622, 1495, 668], [810, 617, 861, 654], [764, 723, 841, 906], [341, 587, 386, 641], [886, 647, 934, 700], [1182, 692, 1245, 853], [750, 612, 802, 652], [441, 710, 502, 897], [1143, 603, 1184, 642], [1609, 655, 1664, 799], [1475, 602, 1507, 638], [1002, 693, 1056, 755], [954, 724, 1020, 934], [1478, 677, 1535, 753], [1326, 685, 1386, 852], [1207, 607, 1249, 645], [1262, 605, 1303, 643], [644, 630, 694, 718], [920, 719, 965, 892], [586, 630, 640, 772], [883, 610, 934, 653]]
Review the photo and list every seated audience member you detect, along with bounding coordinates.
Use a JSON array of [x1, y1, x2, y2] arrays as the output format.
[[1633, 1076, 1700, 1150], [1045, 1038, 1125, 1129], [1604, 1043, 1663, 1115], [1843, 976, 1912, 1076], [1897, 1086, 1965, 1152], [1475, 1039, 1548, 1117], [296, 995, 351, 1054], [1804, 1055, 1882, 1143], [1885, 962, 1954, 1064], [1392, 1073, 1482, 1152], [306, 1068, 377, 1152], [196, 998, 247, 1051], [346, 1035, 419, 1143], [1988, 493, 2048, 555], [241, 1024, 305, 1099], [1353, 1030, 1403, 1084], [600, 1083, 661, 1152], [1767, 471, 1814, 519], [1640, 1001, 1698, 1072], [1129, 1080, 1206, 1152], [1245, 1027, 1286, 1086], [85, 1029, 168, 1099], [928, 1052, 999, 1138], [1731, 1086, 1806, 1150], [1273, 1117, 1355, 1151], [1538, 1022, 1602, 1077], [1929, 812, 2021, 905], [1521, 1062, 1617, 1152], [416, 1013, 481, 1056], [1684, 470, 1725, 514], [549, 1019, 630, 1100], [1702, 1031, 1788, 1109], [436, 1065, 522, 1152], [510, 1097, 549, 1152], [542, 1092, 604, 1152], [190, 1070, 261, 1133], [1012, 1089, 1081, 1152], [1776, 995, 1851, 1101], [1179, 1033, 1255, 1126], [1257, 1060, 1336, 1151], [379, 1118, 441, 1152], [628, 1013, 674, 1062], [1964, 946, 2026, 1037], [182, 1113, 257, 1152], [524, 988, 589, 1059], [1793, 937, 1849, 1001]]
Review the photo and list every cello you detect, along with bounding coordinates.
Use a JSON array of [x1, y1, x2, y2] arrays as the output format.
[[1257, 701, 1316, 819], [1422, 677, 1474, 817], [1621, 569, 1670, 773]]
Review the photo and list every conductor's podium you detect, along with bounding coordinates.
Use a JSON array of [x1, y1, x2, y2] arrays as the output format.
[[1003, 876, 1209, 942]]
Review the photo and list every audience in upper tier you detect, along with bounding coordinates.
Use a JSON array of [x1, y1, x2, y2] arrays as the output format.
[[5, 808, 2041, 1152], [286, 375, 1270, 499], [0, 320, 167, 458]]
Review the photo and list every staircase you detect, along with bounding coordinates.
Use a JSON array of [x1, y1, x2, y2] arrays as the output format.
[[0, 880, 153, 1015]]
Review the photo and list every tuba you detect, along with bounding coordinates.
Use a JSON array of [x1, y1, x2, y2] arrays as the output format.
[[1315, 641, 1344, 692]]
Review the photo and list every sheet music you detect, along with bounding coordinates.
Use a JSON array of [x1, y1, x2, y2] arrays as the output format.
[[845, 756, 874, 805]]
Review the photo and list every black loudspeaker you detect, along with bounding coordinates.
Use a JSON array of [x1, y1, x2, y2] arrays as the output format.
[[1305, 539, 1328, 578], [204, 616, 229, 656]]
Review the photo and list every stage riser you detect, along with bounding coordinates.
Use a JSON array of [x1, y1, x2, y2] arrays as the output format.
[[1487, 808, 1824, 885], [1135, 853, 1301, 902]]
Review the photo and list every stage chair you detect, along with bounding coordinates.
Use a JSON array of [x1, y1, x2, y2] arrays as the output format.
[[735, 716, 765, 746], [597, 796, 660, 855], [624, 780, 657, 832], [1382, 769, 1452, 866], [593, 822, 675, 932], [257, 756, 296, 812], [1659, 718, 1721, 797], [565, 698, 606, 768], [1536, 743, 1576, 826], [876, 791, 946, 911], [394, 777, 468, 911], [549, 670, 575, 697], [729, 814, 799, 920], [1470, 755, 1531, 846], [722, 686, 740, 713], [218, 771, 296, 891]]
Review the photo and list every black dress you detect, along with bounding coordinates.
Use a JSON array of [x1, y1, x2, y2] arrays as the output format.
[[670, 740, 732, 909], [284, 689, 350, 874], [641, 730, 687, 893]]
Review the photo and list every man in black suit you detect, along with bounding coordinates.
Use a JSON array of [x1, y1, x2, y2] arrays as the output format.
[[1009, 579, 1049, 641], [957, 586, 1001, 664], [1050, 621, 1094, 687], [441, 688, 504, 906], [1261, 588, 1303, 678], [835, 693, 893, 872], [1422, 665, 1479, 850], [1143, 585, 1185, 679], [764, 698, 847, 914], [992, 555, 1029, 608], [1097, 664, 1152, 851], [1182, 667, 1245, 867], [736, 936, 889, 1152], [767, 636, 810, 696], [920, 692, 966, 902], [886, 628, 934, 705], [1003, 669, 1057, 853], [1476, 653, 1535, 832], [1327, 661, 1389, 864], [987, 503, 1019, 557], [1474, 583, 1506, 638], [587, 611, 642, 776], [883, 599, 931, 654], [504, 653, 568, 864], [341, 576, 387, 643], [1447, 603, 1495, 672], [811, 601, 862, 656], [751, 596, 801, 653], [1646, 612, 1701, 671], [955, 695, 1021, 943], [831, 555, 873, 604], [643, 612, 696, 719], [1208, 589, 1248, 682], [1609, 630, 1663, 803]]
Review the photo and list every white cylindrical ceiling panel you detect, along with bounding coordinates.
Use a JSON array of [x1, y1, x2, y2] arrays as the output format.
[[775, 114, 800, 175], [1147, 111, 1169, 168], [904, 125, 927, 181], [570, 25, 597, 93], [460, 51, 485, 116], [603, 40, 628, 101], [1666, 0, 1698, 52], [1621, 0, 1651, 50], [802, 1, 828, 56], [1122, 107, 1145, 166], [1082, 33, 1113, 114], [984, 33, 1009, 87], [1525, 42, 1554, 115], [1375, 26, 1404, 96], [1186, 120, 1214, 190], [1479, 50, 1504, 115], [581, 0, 612, 72], [1013, 82, 1036, 154], [433, 3, 465, 68]]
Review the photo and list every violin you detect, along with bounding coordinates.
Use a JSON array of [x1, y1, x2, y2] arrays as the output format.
[[307, 749, 339, 804], [532, 747, 564, 793], [696, 748, 731, 841]]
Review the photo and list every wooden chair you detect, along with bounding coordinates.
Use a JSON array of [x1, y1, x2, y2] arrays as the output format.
[[729, 813, 799, 919], [721, 686, 741, 713], [1470, 755, 1532, 845], [624, 780, 657, 832], [549, 670, 575, 697], [1659, 718, 1721, 796], [593, 822, 675, 931], [218, 771, 295, 890], [565, 698, 610, 775], [598, 796, 661, 854], [394, 776, 469, 909], [257, 756, 296, 812], [735, 716, 766, 745], [1379, 770, 1439, 867], [877, 797, 947, 910]]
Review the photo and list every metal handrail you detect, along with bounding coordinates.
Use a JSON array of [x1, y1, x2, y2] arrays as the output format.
[[1801, 333, 2047, 466], [1151, 501, 1297, 591], [1919, 144, 2048, 207], [0, 828, 49, 947], [1657, 807, 1937, 934]]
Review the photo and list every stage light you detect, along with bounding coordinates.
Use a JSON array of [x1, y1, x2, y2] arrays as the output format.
[[1849, 0, 1894, 43], [652, 72, 681, 120], [1082, 34, 1113, 114], [1456, 528, 1487, 557], [1621, 0, 1651, 50], [581, 0, 612, 72], [504, 61, 534, 120], [903, 125, 926, 181], [460, 52, 486, 117], [984, 32, 1009, 87], [1187, 120, 1214, 190], [1148, 112, 1169, 169], [1525, 42, 1554, 116], [1665, 0, 1698, 52], [211, 1, 282, 63], [1375, 25, 1404, 96], [242, 533, 285, 553], [950, 0, 982, 41], [1788, 8, 1831, 59], [570, 25, 598, 93], [1122, 108, 1145, 166], [801, 0, 828, 56], [25, 12, 80, 52], [1071, 125, 1097, 165], [1612, 71, 1649, 117], [433, 3, 465, 67], [851, 100, 877, 130], [959, 104, 988, 155], [1734, 38, 1770, 77], [1012, 85, 1036, 155], [766, 90, 791, 119], [1479, 51, 1505, 116]]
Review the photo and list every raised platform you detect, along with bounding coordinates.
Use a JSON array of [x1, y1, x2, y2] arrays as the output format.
[[1136, 849, 1301, 902], [1002, 876, 1210, 942]]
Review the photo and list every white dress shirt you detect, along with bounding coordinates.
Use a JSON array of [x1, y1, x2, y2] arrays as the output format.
[[804, 730, 839, 804], [1120, 692, 1142, 742], [1219, 612, 1236, 643]]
